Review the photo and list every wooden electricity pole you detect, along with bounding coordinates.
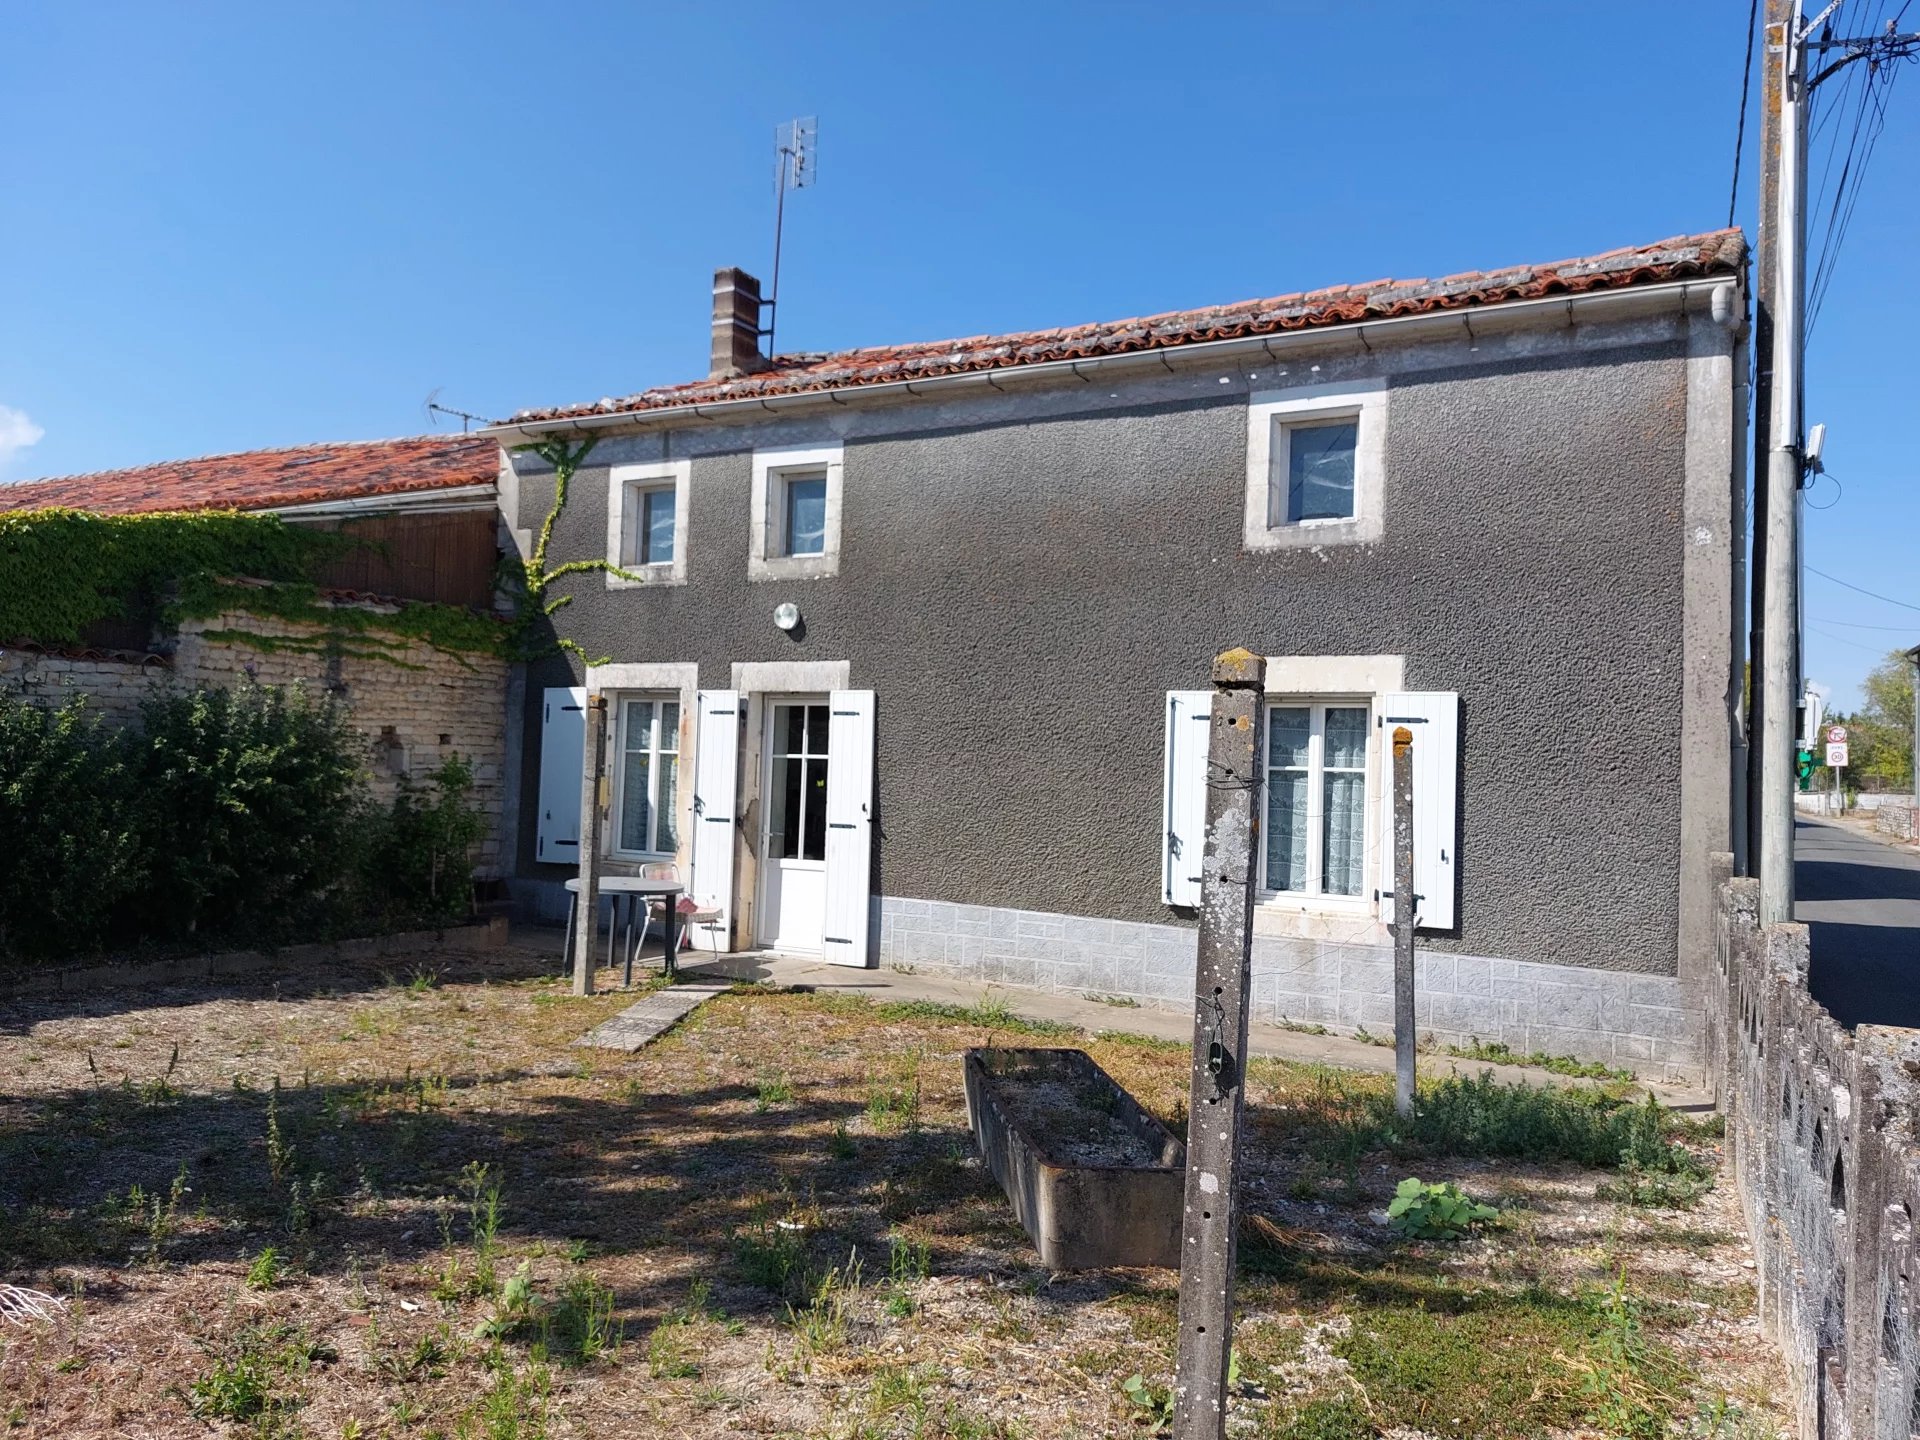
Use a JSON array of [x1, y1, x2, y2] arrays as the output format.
[[1391, 726, 1416, 1119], [572, 693, 608, 996], [1171, 648, 1265, 1440]]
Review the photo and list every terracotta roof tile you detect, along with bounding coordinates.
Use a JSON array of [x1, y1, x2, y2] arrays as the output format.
[[506, 230, 1745, 426], [0, 435, 499, 516]]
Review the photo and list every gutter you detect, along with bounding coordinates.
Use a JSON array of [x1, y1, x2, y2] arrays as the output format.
[[266, 483, 499, 520], [484, 277, 1742, 444]]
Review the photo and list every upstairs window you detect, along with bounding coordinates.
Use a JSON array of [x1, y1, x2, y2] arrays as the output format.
[[751, 444, 844, 580], [1279, 419, 1359, 523], [1244, 380, 1386, 551], [779, 470, 829, 557], [606, 460, 690, 587]]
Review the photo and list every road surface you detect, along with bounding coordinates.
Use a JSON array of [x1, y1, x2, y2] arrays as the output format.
[[1797, 815, 1920, 1029]]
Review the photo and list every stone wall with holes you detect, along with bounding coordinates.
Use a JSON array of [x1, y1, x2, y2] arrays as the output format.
[[1706, 854, 1920, 1439], [0, 608, 508, 877]]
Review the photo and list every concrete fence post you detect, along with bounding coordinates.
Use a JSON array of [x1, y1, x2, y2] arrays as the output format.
[[1391, 726, 1416, 1119], [572, 694, 608, 997], [1171, 648, 1265, 1440]]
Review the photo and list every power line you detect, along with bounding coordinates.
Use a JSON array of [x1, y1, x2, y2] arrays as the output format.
[[1730, 0, 1761, 227], [1813, 616, 1920, 630], [1808, 622, 1908, 656], [1807, 563, 1920, 612]]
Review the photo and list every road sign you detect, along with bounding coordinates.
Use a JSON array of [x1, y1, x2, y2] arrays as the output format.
[[1827, 742, 1849, 769], [1828, 725, 1849, 744]]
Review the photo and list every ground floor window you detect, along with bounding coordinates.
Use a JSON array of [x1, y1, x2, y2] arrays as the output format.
[[1263, 701, 1370, 898], [615, 696, 679, 857]]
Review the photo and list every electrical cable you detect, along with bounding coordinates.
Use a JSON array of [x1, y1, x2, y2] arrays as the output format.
[[1808, 622, 1907, 656], [1730, 0, 1761, 227], [1807, 564, 1920, 612]]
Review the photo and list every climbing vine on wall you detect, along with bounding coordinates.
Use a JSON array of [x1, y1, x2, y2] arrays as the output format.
[[0, 507, 509, 662], [498, 437, 644, 665]]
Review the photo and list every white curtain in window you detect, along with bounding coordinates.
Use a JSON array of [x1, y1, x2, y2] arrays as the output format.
[[1265, 707, 1311, 892], [619, 699, 655, 853], [1322, 706, 1368, 896], [618, 699, 681, 855]]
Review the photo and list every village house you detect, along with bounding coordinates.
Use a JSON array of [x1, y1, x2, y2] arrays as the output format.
[[488, 230, 1749, 1080]]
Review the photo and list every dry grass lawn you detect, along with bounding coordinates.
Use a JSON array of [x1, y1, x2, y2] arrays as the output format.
[[0, 937, 1791, 1439]]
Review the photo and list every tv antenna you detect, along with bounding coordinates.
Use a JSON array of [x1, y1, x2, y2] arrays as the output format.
[[764, 116, 816, 359], [422, 388, 485, 433]]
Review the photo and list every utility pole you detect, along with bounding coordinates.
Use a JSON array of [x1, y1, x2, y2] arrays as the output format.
[[1746, 0, 1789, 877], [1758, 0, 1808, 926], [1171, 648, 1264, 1440], [1754, 5, 1920, 912]]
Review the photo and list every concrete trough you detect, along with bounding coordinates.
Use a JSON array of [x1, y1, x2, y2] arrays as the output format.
[[963, 1046, 1186, 1270]]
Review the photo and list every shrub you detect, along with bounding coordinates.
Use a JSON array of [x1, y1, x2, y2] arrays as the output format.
[[354, 754, 486, 927], [0, 697, 142, 957], [0, 679, 486, 967], [130, 681, 366, 940]]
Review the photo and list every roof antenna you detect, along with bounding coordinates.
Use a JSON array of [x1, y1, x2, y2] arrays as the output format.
[[422, 388, 485, 433], [763, 116, 816, 360]]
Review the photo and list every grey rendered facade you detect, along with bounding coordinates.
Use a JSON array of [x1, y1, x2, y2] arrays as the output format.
[[496, 244, 1746, 1079]]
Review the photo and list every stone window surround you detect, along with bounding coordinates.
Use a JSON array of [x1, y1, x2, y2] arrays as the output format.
[[605, 460, 691, 589], [584, 662, 699, 866], [750, 444, 844, 582], [608, 692, 682, 862], [1243, 379, 1387, 552], [1254, 654, 1404, 942]]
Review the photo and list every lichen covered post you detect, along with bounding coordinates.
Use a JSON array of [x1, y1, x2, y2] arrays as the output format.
[[572, 693, 608, 996], [1171, 647, 1265, 1440], [1391, 725, 1416, 1118]]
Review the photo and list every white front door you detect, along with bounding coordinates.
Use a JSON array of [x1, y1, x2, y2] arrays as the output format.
[[757, 698, 831, 953]]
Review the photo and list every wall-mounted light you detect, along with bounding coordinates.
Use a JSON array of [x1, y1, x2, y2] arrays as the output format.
[[773, 602, 802, 633]]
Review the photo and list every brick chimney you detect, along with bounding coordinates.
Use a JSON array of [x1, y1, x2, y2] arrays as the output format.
[[710, 267, 770, 379]]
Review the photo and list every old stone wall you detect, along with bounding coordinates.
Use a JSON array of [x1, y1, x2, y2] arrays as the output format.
[[1874, 804, 1917, 843], [0, 609, 508, 877], [1707, 856, 1920, 1439], [0, 643, 165, 725]]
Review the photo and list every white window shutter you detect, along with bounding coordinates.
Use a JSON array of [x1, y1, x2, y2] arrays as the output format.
[[1162, 690, 1213, 907], [536, 687, 586, 864], [822, 689, 877, 968], [1376, 692, 1460, 930], [689, 689, 741, 953]]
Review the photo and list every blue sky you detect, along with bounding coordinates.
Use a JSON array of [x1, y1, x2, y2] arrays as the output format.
[[2, 2, 1914, 706]]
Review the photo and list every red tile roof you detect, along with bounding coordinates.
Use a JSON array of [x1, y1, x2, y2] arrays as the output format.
[[506, 230, 1746, 426], [0, 435, 499, 516]]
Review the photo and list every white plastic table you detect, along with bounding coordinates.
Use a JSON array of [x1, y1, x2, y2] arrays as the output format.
[[562, 876, 685, 984]]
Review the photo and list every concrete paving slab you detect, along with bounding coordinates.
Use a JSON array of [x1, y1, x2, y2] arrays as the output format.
[[574, 980, 733, 1052]]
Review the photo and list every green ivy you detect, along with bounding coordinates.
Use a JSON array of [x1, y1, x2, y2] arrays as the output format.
[[0, 508, 331, 646], [498, 438, 645, 665], [0, 507, 509, 662]]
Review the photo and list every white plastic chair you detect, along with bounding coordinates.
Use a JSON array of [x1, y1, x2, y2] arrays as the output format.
[[641, 862, 715, 955]]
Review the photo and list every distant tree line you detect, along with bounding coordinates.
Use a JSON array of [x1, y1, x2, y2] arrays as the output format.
[[1819, 650, 1915, 795]]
